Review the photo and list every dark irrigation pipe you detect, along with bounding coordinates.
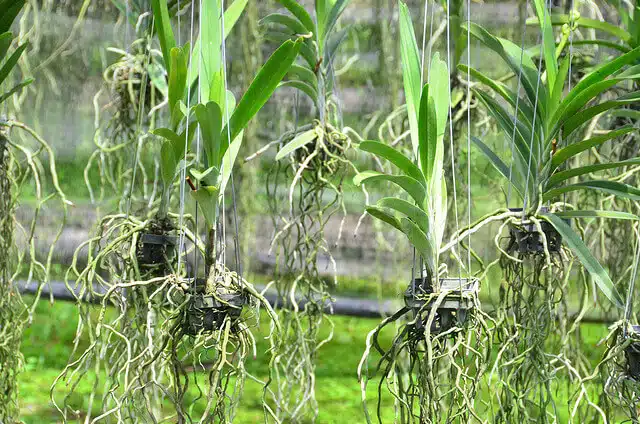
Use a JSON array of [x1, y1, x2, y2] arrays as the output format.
[[18, 280, 618, 324]]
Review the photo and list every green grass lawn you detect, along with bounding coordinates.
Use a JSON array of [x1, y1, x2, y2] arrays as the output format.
[[15, 288, 624, 423]]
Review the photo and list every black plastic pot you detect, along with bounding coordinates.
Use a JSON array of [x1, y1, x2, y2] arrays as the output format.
[[404, 277, 478, 334], [183, 278, 246, 336], [507, 207, 563, 254], [625, 325, 640, 381], [137, 233, 177, 265]]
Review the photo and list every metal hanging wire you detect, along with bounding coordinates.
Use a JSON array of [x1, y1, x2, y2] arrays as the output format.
[[177, 0, 197, 278], [221, 0, 244, 282], [624, 226, 640, 337], [446, 0, 464, 276], [522, 0, 552, 219], [506, 0, 531, 209], [124, 13, 155, 217]]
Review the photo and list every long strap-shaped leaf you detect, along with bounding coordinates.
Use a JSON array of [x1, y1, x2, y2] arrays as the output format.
[[399, 1, 421, 157], [545, 213, 624, 308], [0, 0, 25, 35], [359, 141, 425, 185], [558, 45, 640, 119], [562, 91, 640, 137], [150, 0, 176, 73], [354, 171, 426, 206], [532, 0, 558, 89], [536, 14, 632, 44], [471, 136, 525, 198], [553, 210, 639, 220], [552, 127, 636, 168], [220, 39, 302, 162], [546, 158, 640, 188], [275, 0, 316, 35], [543, 180, 640, 202], [377, 197, 430, 234]]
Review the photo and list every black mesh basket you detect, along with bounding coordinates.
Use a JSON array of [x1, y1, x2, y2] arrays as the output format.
[[137, 233, 177, 265], [183, 278, 246, 336], [404, 277, 478, 334], [625, 325, 640, 381], [507, 208, 564, 254]]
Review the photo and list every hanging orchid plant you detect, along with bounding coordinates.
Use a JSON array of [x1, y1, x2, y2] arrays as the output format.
[[355, 3, 490, 422], [54, 1, 300, 421], [0, 1, 69, 421], [459, 1, 640, 307]]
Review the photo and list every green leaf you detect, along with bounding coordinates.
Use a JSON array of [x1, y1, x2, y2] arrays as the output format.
[[264, 30, 316, 68], [400, 218, 436, 276], [550, 55, 570, 117], [544, 213, 624, 308], [191, 185, 219, 229], [539, 14, 632, 43], [377, 197, 430, 234], [546, 158, 640, 188], [460, 64, 534, 128], [220, 39, 302, 162], [275, 0, 316, 35], [465, 22, 545, 118], [190, 166, 220, 187], [287, 64, 318, 89], [365, 205, 403, 232], [194, 102, 223, 167], [543, 180, 640, 202], [532, 0, 557, 89], [168, 45, 189, 118], [223, 0, 248, 38], [0, 42, 27, 87], [427, 52, 450, 144], [471, 136, 524, 198], [219, 130, 244, 195], [322, 0, 350, 48], [552, 127, 636, 168], [562, 45, 640, 116], [399, 1, 422, 157], [553, 78, 620, 128], [278, 80, 318, 103], [0, 78, 32, 103], [571, 39, 631, 53], [261, 13, 309, 36], [563, 91, 640, 137], [0, 0, 25, 35], [0, 31, 13, 59], [160, 141, 178, 185], [474, 89, 537, 188], [150, 0, 176, 73], [359, 140, 425, 185], [275, 129, 317, 160], [353, 171, 426, 206], [419, 84, 440, 184], [553, 210, 639, 220], [200, 0, 223, 105]]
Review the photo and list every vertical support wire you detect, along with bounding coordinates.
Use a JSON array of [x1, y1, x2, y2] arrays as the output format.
[[125, 15, 155, 217], [177, 0, 197, 277], [624, 225, 640, 337], [466, 0, 471, 276], [506, 0, 530, 209], [522, 0, 550, 219], [446, 0, 463, 275], [221, 0, 244, 282]]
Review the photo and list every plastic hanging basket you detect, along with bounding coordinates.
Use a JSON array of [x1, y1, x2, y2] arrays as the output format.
[[507, 207, 564, 254], [404, 276, 479, 334], [625, 325, 640, 381], [137, 233, 177, 265], [183, 278, 246, 336]]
